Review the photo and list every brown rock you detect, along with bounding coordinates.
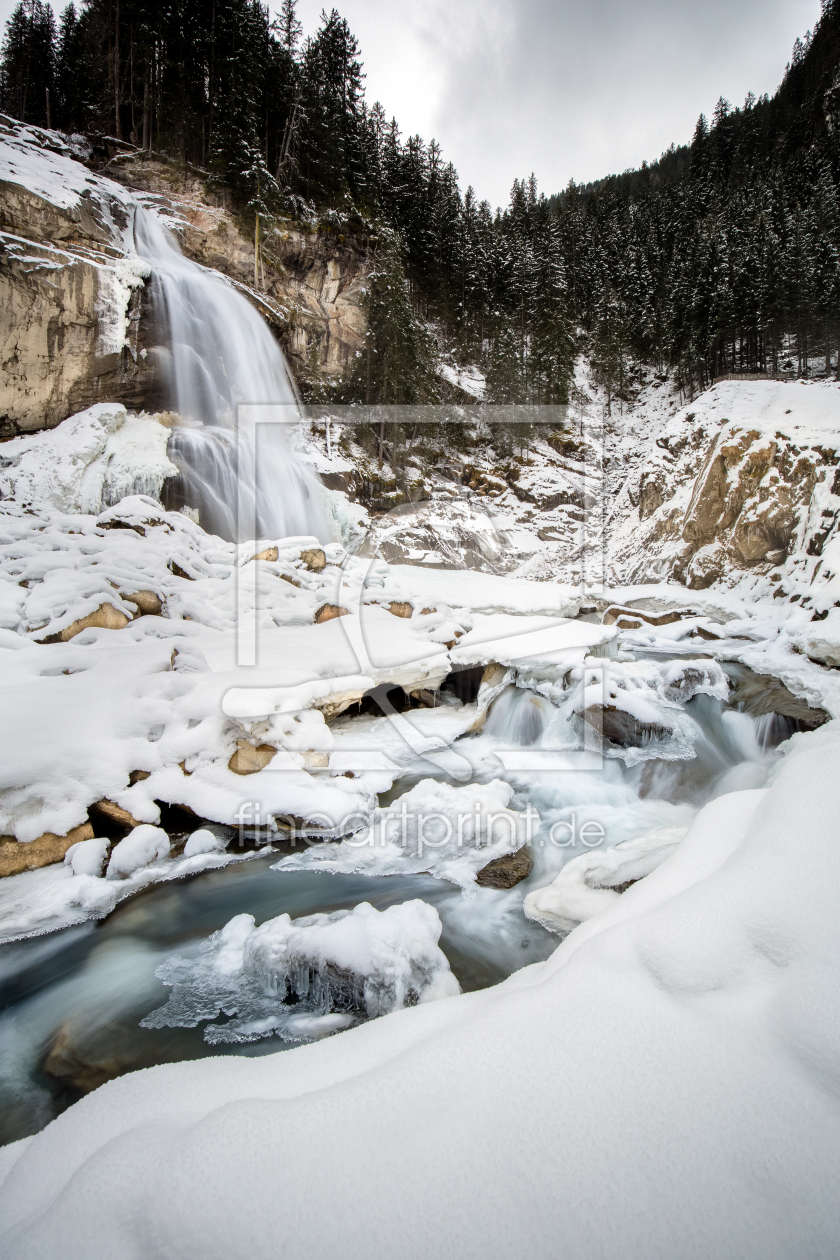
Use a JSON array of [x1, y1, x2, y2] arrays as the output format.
[[249, 546, 279, 563], [311, 688, 367, 720], [0, 822, 94, 878], [42, 1018, 152, 1093], [300, 548, 327, 572], [476, 846, 534, 889], [602, 605, 694, 627], [125, 590, 163, 616], [581, 704, 670, 748], [90, 799, 143, 828], [42, 602, 131, 642], [315, 603, 350, 624], [228, 740, 277, 774], [388, 601, 414, 618]]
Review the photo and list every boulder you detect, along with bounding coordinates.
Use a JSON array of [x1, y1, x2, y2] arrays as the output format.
[[602, 605, 696, 628], [125, 590, 163, 616], [388, 601, 414, 618], [249, 547, 279, 563], [475, 846, 534, 889], [90, 799, 143, 829], [300, 547, 327, 571], [228, 741, 277, 774], [41, 602, 130, 642], [315, 603, 350, 624], [0, 822, 94, 877], [581, 704, 670, 748]]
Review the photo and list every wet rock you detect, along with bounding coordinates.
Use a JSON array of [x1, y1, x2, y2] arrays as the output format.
[[90, 799, 143, 829], [0, 822, 94, 877], [582, 704, 670, 748], [475, 846, 534, 889], [725, 665, 828, 729], [228, 741, 277, 774]]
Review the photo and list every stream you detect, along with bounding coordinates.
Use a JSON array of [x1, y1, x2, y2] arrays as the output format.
[[0, 676, 801, 1147]]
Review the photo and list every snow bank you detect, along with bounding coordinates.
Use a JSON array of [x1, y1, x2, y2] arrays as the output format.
[[1, 723, 839, 1257], [141, 899, 459, 1044], [0, 405, 177, 513]]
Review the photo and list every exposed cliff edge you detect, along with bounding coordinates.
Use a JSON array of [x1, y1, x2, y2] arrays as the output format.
[[0, 119, 369, 436]]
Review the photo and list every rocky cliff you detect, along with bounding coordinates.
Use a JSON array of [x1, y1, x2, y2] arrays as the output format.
[[0, 120, 370, 436]]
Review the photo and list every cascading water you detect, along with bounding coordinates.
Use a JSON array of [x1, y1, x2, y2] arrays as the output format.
[[133, 209, 329, 543]]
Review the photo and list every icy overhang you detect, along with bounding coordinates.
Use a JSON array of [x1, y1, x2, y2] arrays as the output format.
[[449, 613, 616, 671]]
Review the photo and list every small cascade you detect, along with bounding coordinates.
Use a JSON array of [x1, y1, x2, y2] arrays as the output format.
[[484, 686, 549, 746], [133, 209, 329, 544]]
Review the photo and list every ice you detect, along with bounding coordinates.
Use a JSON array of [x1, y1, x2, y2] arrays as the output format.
[[274, 777, 537, 889], [141, 899, 460, 1044], [524, 825, 689, 934], [106, 826, 170, 879]]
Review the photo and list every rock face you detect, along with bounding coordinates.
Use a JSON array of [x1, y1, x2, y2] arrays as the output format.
[[105, 153, 370, 390], [608, 380, 840, 591], [0, 122, 159, 436]]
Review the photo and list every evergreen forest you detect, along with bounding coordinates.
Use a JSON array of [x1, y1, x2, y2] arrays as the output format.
[[2, 0, 840, 406]]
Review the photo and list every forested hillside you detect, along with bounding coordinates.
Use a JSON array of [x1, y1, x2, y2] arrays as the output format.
[[2, 0, 839, 407]]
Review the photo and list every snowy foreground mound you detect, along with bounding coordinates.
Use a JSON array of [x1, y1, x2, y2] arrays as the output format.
[[2, 723, 839, 1258]]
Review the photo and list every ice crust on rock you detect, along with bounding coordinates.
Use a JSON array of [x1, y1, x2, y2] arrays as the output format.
[[142, 899, 460, 1044], [274, 777, 537, 890]]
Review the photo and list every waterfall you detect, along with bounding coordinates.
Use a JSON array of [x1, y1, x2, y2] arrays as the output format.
[[133, 209, 329, 544]]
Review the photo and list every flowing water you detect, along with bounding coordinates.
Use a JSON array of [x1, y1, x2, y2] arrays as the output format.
[[133, 210, 329, 543], [0, 679, 796, 1146]]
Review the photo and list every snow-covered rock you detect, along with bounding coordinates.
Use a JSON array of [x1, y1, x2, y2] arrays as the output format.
[[105, 825, 170, 879]]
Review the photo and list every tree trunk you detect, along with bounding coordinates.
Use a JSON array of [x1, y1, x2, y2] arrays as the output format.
[[114, 0, 122, 139]]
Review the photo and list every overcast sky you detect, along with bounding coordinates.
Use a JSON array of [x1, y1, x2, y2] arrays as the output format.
[[1, 0, 823, 206], [292, 0, 822, 206]]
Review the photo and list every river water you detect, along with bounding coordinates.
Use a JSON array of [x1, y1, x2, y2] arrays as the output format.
[[0, 684, 799, 1146]]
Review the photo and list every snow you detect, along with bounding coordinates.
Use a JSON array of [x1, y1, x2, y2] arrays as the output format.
[[63, 837, 109, 878], [106, 825, 170, 879], [524, 824, 688, 933], [1, 722, 839, 1257], [182, 827, 228, 857], [141, 899, 459, 1045], [0, 405, 177, 513]]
